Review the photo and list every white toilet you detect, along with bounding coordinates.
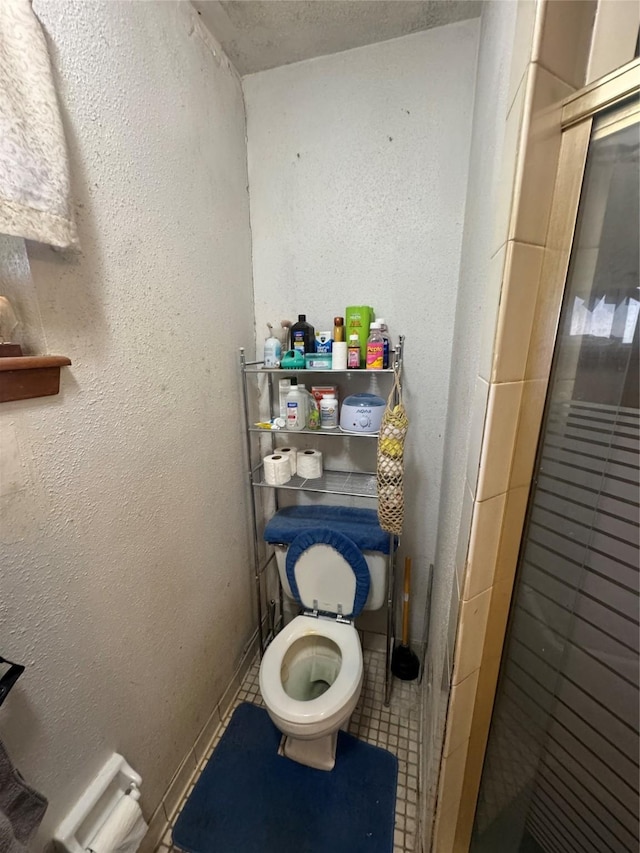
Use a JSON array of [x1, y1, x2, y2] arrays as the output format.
[[259, 527, 380, 771]]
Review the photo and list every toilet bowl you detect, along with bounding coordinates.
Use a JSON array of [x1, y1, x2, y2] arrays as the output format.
[[259, 527, 370, 771]]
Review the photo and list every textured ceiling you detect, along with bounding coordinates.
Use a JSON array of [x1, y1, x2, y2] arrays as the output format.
[[193, 0, 482, 75]]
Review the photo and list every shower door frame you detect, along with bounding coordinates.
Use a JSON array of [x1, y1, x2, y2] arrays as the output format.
[[442, 57, 640, 853], [471, 68, 640, 852], [529, 60, 640, 392]]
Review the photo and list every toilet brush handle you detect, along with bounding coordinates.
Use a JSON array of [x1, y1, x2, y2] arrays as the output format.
[[401, 557, 411, 646]]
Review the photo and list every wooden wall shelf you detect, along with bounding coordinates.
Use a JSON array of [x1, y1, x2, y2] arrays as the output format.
[[0, 354, 72, 403]]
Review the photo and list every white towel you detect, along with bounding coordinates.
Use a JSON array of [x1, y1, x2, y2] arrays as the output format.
[[0, 0, 78, 248]]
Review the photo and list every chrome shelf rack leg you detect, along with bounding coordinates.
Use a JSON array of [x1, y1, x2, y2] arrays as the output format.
[[240, 347, 265, 657]]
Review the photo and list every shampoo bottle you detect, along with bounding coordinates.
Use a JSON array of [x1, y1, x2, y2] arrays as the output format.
[[345, 306, 374, 367], [291, 314, 315, 355]]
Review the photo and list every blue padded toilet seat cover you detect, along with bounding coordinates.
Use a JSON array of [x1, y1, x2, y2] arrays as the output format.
[[286, 528, 370, 618]]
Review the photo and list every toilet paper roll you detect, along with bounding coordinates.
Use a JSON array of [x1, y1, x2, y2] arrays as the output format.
[[263, 453, 292, 485], [87, 793, 148, 853], [277, 446, 298, 476], [296, 449, 323, 479], [331, 341, 348, 370]]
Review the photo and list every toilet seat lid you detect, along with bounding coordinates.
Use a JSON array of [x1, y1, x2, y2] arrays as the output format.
[[286, 528, 370, 618]]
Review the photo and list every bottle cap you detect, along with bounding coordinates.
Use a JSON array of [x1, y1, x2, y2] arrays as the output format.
[[290, 377, 298, 386], [298, 314, 306, 321], [349, 334, 359, 343], [370, 322, 381, 330], [333, 316, 344, 326]]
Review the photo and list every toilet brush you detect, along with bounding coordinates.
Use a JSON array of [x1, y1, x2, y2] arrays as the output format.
[[391, 557, 420, 681]]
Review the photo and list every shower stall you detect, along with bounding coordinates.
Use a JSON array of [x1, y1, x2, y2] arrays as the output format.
[[471, 66, 639, 852]]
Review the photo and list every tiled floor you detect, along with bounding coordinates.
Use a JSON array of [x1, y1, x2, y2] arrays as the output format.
[[156, 647, 421, 853]]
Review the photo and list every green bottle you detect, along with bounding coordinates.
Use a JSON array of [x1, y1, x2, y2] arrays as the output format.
[[345, 306, 374, 368]]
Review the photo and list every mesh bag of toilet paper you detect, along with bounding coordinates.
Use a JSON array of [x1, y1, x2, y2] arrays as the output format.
[[376, 371, 408, 535]]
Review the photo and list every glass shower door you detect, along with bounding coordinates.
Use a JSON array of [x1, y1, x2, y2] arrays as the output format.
[[470, 98, 639, 851]]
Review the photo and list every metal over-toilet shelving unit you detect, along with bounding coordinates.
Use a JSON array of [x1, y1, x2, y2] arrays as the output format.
[[239, 336, 405, 706]]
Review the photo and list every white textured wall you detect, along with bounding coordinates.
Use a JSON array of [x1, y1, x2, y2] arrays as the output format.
[[243, 21, 479, 641], [421, 0, 519, 843], [0, 1, 255, 844]]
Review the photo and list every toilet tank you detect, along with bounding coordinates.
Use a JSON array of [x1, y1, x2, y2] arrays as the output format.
[[263, 506, 395, 613]]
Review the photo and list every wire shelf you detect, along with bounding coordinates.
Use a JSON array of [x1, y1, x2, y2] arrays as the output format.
[[253, 466, 378, 498]]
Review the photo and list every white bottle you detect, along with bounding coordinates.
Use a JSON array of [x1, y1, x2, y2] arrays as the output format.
[[264, 324, 282, 368], [320, 393, 338, 429], [279, 379, 292, 419], [285, 379, 306, 431]]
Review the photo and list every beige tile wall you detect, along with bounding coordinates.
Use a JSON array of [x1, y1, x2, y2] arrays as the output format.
[[430, 1, 599, 850]]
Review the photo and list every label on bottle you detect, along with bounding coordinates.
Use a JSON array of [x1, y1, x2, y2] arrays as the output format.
[[366, 342, 384, 370], [320, 398, 338, 429], [286, 400, 300, 428], [382, 338, 389, 369], [293, 330, 305, 355], [347, 347, 360, 369]]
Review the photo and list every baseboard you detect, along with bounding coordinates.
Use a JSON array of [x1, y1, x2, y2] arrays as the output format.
[[139, 621, 262, 851]]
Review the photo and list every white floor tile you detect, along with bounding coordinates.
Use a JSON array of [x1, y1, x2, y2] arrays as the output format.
[[163, 649, 421, 853]]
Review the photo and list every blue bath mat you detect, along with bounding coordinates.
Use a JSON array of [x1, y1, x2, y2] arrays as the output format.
[[172, 702, 398, 853]]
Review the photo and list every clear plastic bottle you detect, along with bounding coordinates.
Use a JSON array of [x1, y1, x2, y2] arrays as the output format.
[[278, 378, 292, 419], [285, 379, 306, 431], [305, 388, 320, 430], [376, 318, 391, 369], [366, 322, 384, 370]]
